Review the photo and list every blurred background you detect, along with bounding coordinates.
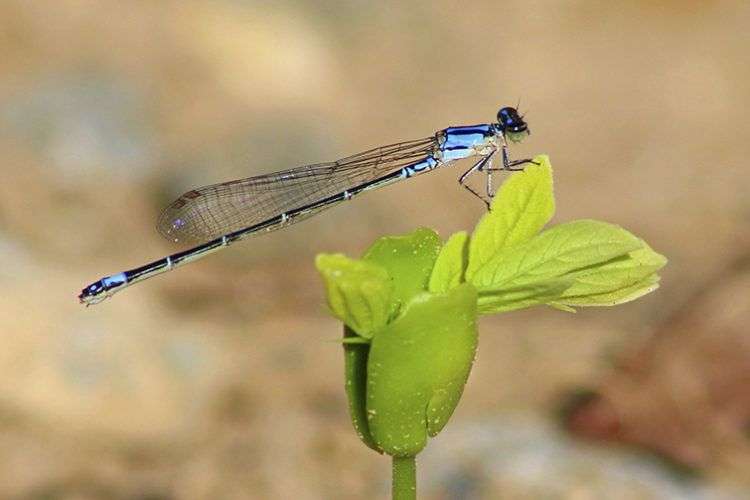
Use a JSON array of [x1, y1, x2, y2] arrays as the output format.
[[0, 1, 748, 498]]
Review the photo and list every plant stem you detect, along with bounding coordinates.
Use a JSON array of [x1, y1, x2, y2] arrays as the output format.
[[392, 455, 416, 500]]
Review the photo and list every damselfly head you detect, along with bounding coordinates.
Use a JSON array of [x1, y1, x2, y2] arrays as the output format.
[[496, 106, 529, 143]]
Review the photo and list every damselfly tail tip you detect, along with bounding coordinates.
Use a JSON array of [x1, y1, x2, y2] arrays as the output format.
[[78, 289, 93, 307], [79, 280, 106, 307]]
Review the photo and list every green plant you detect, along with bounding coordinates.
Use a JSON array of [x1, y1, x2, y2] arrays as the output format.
[[315, 156, 666, 499]]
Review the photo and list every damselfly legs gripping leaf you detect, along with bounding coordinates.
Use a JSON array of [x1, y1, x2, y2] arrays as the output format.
[[79, 106, 534, 305]]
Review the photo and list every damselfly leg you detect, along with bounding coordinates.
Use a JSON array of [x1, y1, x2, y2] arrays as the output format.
[[459, 151, 538, 208], [458, 154, 494, 208], [499, 137, 537, 171], [486, 155, 495, 199]]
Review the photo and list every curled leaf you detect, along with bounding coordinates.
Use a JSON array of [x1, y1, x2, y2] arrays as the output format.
[[364, 227, 441, 314], [366, 284, 478, 456], [316, 254, 392, 338]]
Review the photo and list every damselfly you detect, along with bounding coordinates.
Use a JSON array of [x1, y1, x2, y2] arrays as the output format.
[[79, 106, 534, 306]]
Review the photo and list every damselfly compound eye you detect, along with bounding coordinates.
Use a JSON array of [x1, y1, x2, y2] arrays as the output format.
[[496, 107, 528, 135]]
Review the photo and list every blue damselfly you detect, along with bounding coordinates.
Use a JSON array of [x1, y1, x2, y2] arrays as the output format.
[[79, 106, 533, 306]]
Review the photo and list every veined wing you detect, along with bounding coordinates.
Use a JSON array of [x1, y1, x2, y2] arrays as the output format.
[[157, 136, 438, 243]]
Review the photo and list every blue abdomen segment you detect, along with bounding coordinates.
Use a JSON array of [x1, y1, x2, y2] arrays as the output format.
[[402, 156, 438, 178], [441, 124, 493, 161], [103, 272, 128, 289]]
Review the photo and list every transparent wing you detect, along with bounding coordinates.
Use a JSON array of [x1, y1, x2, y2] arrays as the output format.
[[157, 136, 438, 243]]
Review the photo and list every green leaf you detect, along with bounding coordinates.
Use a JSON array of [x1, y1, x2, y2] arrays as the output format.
[[477, 278, 574, 314], [553, 275, 661, 308], [315, 254, 392, 339], [554, 242, 667, 307], [366, 284, 478, 457], [342, 326, 382, 453], [364, 227, 441, 313], [547, 302, 578, 313], [466, 156, 555, 280], [341, 337, 371, 344], [428, 231, 469, 293], [470, 220, 643, 291]]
